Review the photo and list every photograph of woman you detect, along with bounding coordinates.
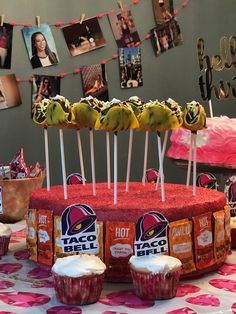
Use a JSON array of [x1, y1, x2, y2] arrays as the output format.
[[22, 24, 59, 69], [0, 23, 13, 69], [81, 64, 109, 101]]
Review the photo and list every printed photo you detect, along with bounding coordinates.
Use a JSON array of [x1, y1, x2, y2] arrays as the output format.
[[62, 17, 106, 57], [108, 7, 140, 48], [0, 23, 13, 69], [150, 18, 182, 56], [0, 74, 22, 110], [152, 0, 174, 25], [119, 47, 143, 89], [81, 63, 109, 101], [22, 24, 59, 69], [32, 75, 61, 116]]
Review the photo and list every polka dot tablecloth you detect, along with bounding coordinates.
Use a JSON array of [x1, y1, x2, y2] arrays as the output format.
[[1, 221, 236, 314]]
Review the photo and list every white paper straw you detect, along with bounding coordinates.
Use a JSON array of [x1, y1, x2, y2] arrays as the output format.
[[186, 133, 194, 188], [76, 130, 85, 185], [89, 129, 96, 196], [114, 133, 118, 205], [126, 128, 133, 192], [142, 131, 149, 185], [157, 133, 165, 202], [193, 132, 197, 196], [44, 127, 50, 191], [106, 131, 111, 189], [59, 129, 67, 200], [156, 130, 169, 190], [208, 99, 213, 118]]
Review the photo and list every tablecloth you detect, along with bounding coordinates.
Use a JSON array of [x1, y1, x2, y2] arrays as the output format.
[[1, 220, 236, 314]]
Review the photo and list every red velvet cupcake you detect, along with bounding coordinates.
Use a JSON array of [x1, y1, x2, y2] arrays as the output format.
[[52, 254, 106, 305], [0, 223, 12, 256], [129, 255, 182, 300]]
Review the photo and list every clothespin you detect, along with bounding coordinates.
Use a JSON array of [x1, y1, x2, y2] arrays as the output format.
[[0, 15, 5, 27], [36, 16, 40, 27], [79, 13, 86, 24], [118, 0, 124, 11]]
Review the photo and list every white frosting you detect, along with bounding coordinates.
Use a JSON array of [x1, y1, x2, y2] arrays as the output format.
[[230, 217, 236, 229], [111, 98, 121, 104], [0, 223, 12, 237], [52, 254, 106, 277], [129, 96, 139, 101], [129, 254, 182, 274]]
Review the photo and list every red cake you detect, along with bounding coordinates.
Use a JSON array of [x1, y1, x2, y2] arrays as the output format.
[[28, 182, 229, 281]]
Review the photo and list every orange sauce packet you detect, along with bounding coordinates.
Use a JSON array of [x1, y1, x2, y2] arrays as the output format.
[[105, 221, 135, 282], [26, 209, 38, 262], [224, 205, 231, 254], [213, 210, 225, 263], [193, 212, 215, 270], [96, 221, 104, 261], [169, 219, 196, 274], [37, 210, 53, 265]]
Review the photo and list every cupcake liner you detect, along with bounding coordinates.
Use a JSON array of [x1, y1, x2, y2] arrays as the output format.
[[52, 272, 105, 305], [130, 268, 181, 300], [0, 236, 11, 256]]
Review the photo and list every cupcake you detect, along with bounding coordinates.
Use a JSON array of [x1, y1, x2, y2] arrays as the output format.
[[129, 254, 182, 300], [0, 223, 12, 256], [230, 217, 236, 249], [52, 254, 106, 305]]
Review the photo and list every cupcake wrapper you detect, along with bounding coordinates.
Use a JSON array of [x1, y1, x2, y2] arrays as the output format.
[[231, 229, 236, 249], [0, 236, 11, 256], [52, 272, 105, 305], [130, 268, 181, 300]]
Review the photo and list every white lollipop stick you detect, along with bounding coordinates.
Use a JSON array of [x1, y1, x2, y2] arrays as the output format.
[[89, 129, 96, 196], [114, 132, 118, 205], [186, 132, 194, 188], [192, 132, 197, 196], [126, 128, 133, 192], [44, 127, 50, 191], [76, 130, 85, 185], [142, 131, 149, 185], [156, 130, 169, 190], [157, 133, 165, 202], [208, 99, 213, 118], [106, 131, 111, 189], [59, 129, 67, 200]]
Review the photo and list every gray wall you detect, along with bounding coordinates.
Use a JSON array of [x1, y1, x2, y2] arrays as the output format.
[[0, 0, 235, 186]]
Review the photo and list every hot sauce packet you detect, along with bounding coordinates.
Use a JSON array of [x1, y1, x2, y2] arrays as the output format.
[[105, 221, 135, 282], [0, 166, 11, 180], [193, 212, 215, 270], [28, 162, 44, 178], [26, 209, 38, 262], [37, 210, 53, 265], [96, 221, 104, 262], [224, 205, 231, 254], [213, 210, 225, 263], [169, 219, 196, 274]]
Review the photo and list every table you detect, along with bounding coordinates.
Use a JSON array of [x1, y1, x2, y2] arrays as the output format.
[[1, 220, 236, 314]]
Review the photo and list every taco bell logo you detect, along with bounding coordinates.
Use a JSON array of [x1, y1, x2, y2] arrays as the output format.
[[134, 211, 169, 257], [60, 204, 99, 254]]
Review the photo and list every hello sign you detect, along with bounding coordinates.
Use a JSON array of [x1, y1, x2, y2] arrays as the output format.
[[197, 36, 236, 101]]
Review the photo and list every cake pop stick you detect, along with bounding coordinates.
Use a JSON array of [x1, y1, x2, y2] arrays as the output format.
[[106, 131, 111, 189], [157, 132, 165, 202], [59, 129, 67, 200], [142, 131, 149, 185], [76, 130, 85, 185], [192, 132, 197, 196], [44, 127, 50, 191], [126, 128, 133, 192], [90, 129, 96, 196], [114, 132, 118, 205], [208, 99, 213, 118], [155, 130, 169, 190], [186, 132, 194, 188]]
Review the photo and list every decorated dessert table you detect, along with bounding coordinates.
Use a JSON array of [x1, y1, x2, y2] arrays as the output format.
[[0, 220, 236, 314]]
